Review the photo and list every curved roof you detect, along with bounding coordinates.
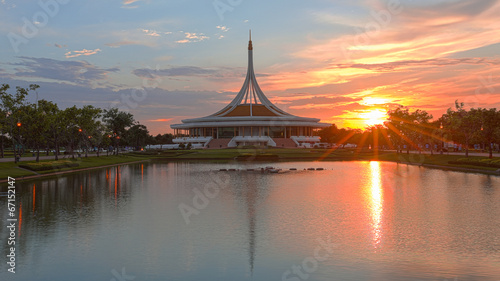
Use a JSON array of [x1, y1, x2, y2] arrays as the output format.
[[223, 105, 277, 117]]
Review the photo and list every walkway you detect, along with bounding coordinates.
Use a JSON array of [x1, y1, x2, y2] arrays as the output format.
[[0, 153, 108, 163], [388, 150, 500, 157]]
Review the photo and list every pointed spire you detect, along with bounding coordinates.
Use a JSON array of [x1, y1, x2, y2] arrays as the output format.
[[248, 29, 253, 50], [209, 32, 293, 117]]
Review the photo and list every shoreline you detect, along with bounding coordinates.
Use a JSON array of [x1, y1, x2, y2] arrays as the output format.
[[1, 151, 499, 183], [0, 159, 150, 183], [396, 161, 500, 176]]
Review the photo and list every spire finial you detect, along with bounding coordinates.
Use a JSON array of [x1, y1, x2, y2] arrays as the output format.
[[248, 29, 253, 50]]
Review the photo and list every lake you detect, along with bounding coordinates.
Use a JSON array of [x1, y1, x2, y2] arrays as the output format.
[[1, 161, 499, 281]]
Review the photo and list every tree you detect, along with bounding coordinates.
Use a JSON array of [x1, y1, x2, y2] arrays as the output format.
[[102, 108, 134, 155], [0, 84, 33, 163], [318, 124, 340, 143], [60, 106, 82, 158], [75, 105, 102, 157], [0, 86, 7, 158], [42, 101, 64, 160], [366, 125, 390, 150], [385, 106, 432, 154], [385, 107, 412, 153], [19, 101, 49, 162], [125, 122, 149, 150], [88, 122, 107, 157], [146, 134, 157, 148], [447, 101, 481, 157], [477, 108, 500, 159], [410, 109, 433, 154]]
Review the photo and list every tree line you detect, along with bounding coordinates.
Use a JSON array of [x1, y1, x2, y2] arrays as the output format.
[[317, 101, 500, 158], [0, 84, 172, 162]]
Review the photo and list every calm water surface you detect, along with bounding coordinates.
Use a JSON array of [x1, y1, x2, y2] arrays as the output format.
[[1, 161, 499, 281]]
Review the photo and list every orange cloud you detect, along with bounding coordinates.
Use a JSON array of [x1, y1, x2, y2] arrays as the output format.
[[149, 118, 173, 122], [293, 1, 500, 65]]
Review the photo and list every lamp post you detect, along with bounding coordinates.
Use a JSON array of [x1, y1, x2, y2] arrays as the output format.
[[77, 128, 83, 158], [440, 122, 444, 154], [480, 124, 484, 153], [0, 112, 5, 159], [15, 120, 21, 163], [0, 127, 3, 159], [108, 133, 120, 155], [116, 135, 121, 155], [87, 135, 92, 157], [107, 134, 112, 156]]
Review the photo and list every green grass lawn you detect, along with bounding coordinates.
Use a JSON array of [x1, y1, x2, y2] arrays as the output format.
[[0, 154, 151, 181]]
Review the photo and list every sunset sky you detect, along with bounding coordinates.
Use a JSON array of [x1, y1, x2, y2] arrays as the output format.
[[1, 0, 500, 134]]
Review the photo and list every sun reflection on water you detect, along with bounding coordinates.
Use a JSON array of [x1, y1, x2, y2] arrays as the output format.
[[368, 161, 383, 247]]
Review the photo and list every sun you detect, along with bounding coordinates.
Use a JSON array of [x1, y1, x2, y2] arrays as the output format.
[[361, 109, 387, 126]]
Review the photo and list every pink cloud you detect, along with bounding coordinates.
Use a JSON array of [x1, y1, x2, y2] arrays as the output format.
[[123, 0, 140, 5], [149, 118, 173, 122], [65, 48, 101, 58]]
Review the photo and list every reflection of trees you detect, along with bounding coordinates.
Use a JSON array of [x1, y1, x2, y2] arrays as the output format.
[[0, 164, 144, 272]]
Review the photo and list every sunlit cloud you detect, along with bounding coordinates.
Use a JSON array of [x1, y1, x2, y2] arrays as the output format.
[[149, 118, 173, 122], [296, 1, 500, 65], [289, 103, 342, 110], [362, 97, 389, 105], [105, 28, 161, 48], [141, 29, 160, 37], [176, 32, 209, 44], [122, 0, 141, 8], [65, 48, 101, 58], [216, 25, 229, 32], [332, 58, 500, 72], [123, 0, 140, 4]]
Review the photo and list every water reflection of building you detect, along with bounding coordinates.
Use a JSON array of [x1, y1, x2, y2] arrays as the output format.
[[231, 171, 265, 276], [245, 175, 258, 275], [170, 32, 329, 148]]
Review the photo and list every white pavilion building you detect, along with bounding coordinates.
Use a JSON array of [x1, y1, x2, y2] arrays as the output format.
[[170, 33, 330, 148]]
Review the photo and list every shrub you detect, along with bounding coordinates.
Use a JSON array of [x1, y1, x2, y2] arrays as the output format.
[[19, 160, 79, 171], [448, 158, 500, 168]]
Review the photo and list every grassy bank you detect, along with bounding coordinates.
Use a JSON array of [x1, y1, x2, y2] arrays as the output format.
[[0, 154, 151, 182]]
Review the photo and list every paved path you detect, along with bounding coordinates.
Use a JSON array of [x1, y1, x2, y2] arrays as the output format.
[[0, 153, 105, 163], [388, 150, 500, 157]]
